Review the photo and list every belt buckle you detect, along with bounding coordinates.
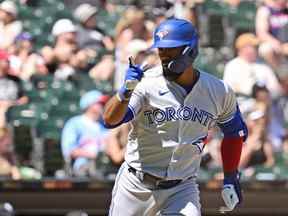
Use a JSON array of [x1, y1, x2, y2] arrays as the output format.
[[156, 179, 182, 189], [156, 179, 171, 189]]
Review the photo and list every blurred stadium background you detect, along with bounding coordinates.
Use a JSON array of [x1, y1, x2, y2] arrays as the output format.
[[0, 0, 288, 215]]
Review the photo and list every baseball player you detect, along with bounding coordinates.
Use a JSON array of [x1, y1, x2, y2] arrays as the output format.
[[103, 18, 247, 216]]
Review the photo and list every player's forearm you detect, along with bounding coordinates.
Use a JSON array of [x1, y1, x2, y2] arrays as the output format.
[[103, 95, 130, 126]]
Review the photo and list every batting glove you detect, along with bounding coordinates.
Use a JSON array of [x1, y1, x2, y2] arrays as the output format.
[[222, 171, 242, 211], [117, 58, 144, 101]]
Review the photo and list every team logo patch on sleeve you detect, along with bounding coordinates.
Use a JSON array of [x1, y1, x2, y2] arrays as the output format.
[[239, 130, 244, 137]]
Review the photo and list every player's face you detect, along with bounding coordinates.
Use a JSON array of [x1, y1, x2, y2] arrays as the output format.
[[158, 46, 186, 81], [158, 46, 184, 63]]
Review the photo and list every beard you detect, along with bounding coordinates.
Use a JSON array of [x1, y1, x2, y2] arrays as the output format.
[[162, 61, 182, 81]]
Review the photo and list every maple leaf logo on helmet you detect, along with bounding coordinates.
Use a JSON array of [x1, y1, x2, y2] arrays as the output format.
[[156, 30, 169, 40]]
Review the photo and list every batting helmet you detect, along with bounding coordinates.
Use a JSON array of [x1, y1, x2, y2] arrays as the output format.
[[151, 18, 198, 49], [151, 19, 199, 79]]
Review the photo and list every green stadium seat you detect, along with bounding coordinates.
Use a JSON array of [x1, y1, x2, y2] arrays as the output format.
[[6, 103, 48, 127], [94, 80, 113, 94], [43, 139, 64, 176], [49, 100, 80, 119], [74, 74, 98, 93], [228, 1, 256, 33], [55, 7, 73, 20], [50, 80, 75, 97], [12, 125, 33, 164], [202, 0, 230, 16], [195, 48, 225, 78], [37, 116, 65, 140], [30, 75, 54, 89], [96, 10, 120, 37], [27, 89, 56, 106], [37, 0, 63, 7], [18, 5, 35, 20]]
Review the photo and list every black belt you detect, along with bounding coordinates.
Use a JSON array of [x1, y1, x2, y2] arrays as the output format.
[[128, 166, 183, 189]]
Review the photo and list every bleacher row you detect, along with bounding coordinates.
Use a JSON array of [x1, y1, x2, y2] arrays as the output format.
[[15, 0, 119, 49], [16, 0, 73, 49], [13, 0, 258, 50], [7, 75, 112, 175]]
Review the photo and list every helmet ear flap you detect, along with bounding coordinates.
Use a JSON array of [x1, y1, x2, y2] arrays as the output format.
[[167, 45, 198, 74], [186, 46, 198, 62]]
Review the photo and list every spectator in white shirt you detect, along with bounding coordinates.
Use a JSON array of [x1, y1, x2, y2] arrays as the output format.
[[223, 33, 281, 98]]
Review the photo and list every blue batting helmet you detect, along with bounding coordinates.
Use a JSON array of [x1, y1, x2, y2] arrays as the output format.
[[151, 18, 198, 49]]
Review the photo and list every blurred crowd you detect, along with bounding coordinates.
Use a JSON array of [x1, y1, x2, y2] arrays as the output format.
[[0, 0, 288, 181]]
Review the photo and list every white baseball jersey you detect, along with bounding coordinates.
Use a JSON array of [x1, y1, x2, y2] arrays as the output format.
[[125, 66, 237, 180]]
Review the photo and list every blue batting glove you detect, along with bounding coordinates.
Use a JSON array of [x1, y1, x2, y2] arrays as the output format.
[[117, 58, 144, 101], [222, 171, 242, 210], [123, 64, 143, 87]]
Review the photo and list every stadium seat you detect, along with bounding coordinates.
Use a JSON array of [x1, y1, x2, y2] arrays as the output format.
[[48, 100, 80, 120], [30, 75, 54, 90], [96, 10, 120, 37], [37, 0, 63, 7], [50, 80, 79, 98], [94, 80, 113, 94], [58, 85, 81, 102], [43, 139, 64, 176], [195, 48, 226, 78], [6, 103, 48, 127], [73, 74, 98, 93], [12, 125, 33, 164], [36, 117, 65, 140], [18, 5, 35, 20], [202, 0, 230, 16], [228, 1, 256, 35]]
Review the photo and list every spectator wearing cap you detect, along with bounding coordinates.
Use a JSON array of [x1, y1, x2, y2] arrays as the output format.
[[72, 4, 116, 85], [61, 90, 122, 177], [0, 50, 28, 128], [223, 33, 281, 98], [52, 19, 77, 48], [0, 0, 22, 50], [73, 3, 114, 52], [41, 19, 78, 76]]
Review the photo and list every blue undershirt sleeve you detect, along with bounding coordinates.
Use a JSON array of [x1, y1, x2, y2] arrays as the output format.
[[217, 105, 248, 141], [103, 106, 134, 129]]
